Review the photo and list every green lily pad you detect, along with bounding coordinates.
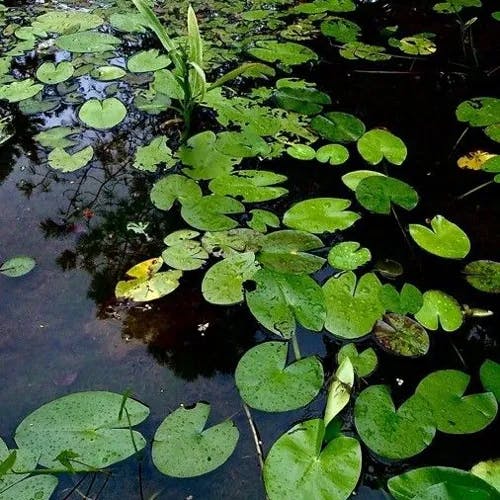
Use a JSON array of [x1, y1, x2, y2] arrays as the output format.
[[152, 402, 239, 478], [91, 65, 127, 81], [0, 256, 35, 277], [15, 391, 149, 470], [456, 97, 500, 127], [354, 385, 435, 459], [134, 136, 175, 172], [248, 41, 318, 66], [337, 343, 378, 377], [341, 170, 386, 191], [78, 97, 127, 130], [415, 370, 498, 434], [286, 144, 316, 160], [414, 290, 463, 331], [201, 252, 259, 305], [463, 260, 500, 293], [324, 357, 354, 424], [357, 128, 407, 165], [283, 198, 360, 233], [202, 229, 264, 257], [0, 475, 58, 500], [388, 466, 500, 500], [275, 86, 331, 115], [162, 237, 208, 271], [48, 146, 93, 172], [257, 230, 325, 274], [208, 170, 288, 203], [471, 459, 500, 492], [323, 272, 385, 339], [320, 17, 361, 43], [291, 0, 356, 14], [480, 359, 500, 401], [247, 209, 280, 233], [56, 31, 121, 53], [328, 241, 371, 271], [128, 49, 170, 72], [36, 61, 74, 84], [215, 130, 271, 158], [379, 283, 423, 315], [0, 79, 43, 102], [409, 215, 471, 259], [245, 269, 326, 337], [33, 11, 103, 33], [34, 126, 79, 149], [150, 174, 202, 211], [373, 313, 429, 357], [311, 112, 365, 143], [340, 41, 392, 61], [264, 419, 361, 500], [389, 33, 437, 56], [316, 144, 350, 165], [356, 176, 419, 214], [235, 341, 324, 411], [109, 12, 147, 33]]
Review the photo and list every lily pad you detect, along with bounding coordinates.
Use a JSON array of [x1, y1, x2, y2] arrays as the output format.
[[48, 146, 93, 172], [337, 343, 378, 377], [264, 419, 361, 500], [248, 41, 318, 66], [409, 215, 471, 259], [245, 269, 326, 337], [316, 144, 350, 165], [0, 256, 35, 277], [415, 369, 498, 434], [247, 209, 280, 233], [341, 170, 386, 191], [287, 144, 316, 160], [0, 475, 58, 500], [33, 11, 103, 33], [283, 198, 360, 233], [379, 283, 423, 314], [152, 402, 239, 478], [150, 174, 202, 211], [0, 79, 43, 102], [162, 238, 208, 271], [328, 241, 371, 271], [354, 385, 435, 459], [36, 61, 74, 84], [91, 66, 127, 81], [34, 127, 79, 149], [388, 466, 500, 500], [340, 41, 391, 61], [311, 112, 365, 143], [79, 98, 127, 130], [235, 341, 324, 411], [201, 252, 259, 305], [480, 359, 500, 401], [373, 313, 429, 357], [15, 391, 149, 470], [323, 272, 385, 339], [463, 260, 500, 293], [56, 31, 121, 53], [414, 290, 463, 331], [356, 176, 419, 214], [128, 49, 170, 72], [321, 17, 361, 43], [275, 86, 331, 115], [357, 128, 407, 165], [456, 97, 500, 127], [471, 459, 500, 492], [134, 136, 175, 172]]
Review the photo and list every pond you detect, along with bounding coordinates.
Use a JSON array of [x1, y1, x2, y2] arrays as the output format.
[[0, 0, 499, 498]]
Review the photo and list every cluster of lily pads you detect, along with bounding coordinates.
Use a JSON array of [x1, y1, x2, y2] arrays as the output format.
[[1, 0, 500, 499]]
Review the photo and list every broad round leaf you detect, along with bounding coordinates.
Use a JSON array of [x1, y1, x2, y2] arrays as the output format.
[[337, 343, 377, 377], [264, 419, 361, 500], [341, 170, 386, 191], [311, 112, 365, 143], [471, 460, 500, 492], [287, 144, 316, 160], [415, 369, 498, 434], [373, 313, 429, 357], [321, 18, 361, 43], [134, 136, 175, 172], [328, 241, 371, 271], [78, 97, 127, 130], [128, 49, 170, 72], [409, 215, 471, 259], [480, 359, 500, 401], [36, 61, 74, 84], [0, 256, 35, 277], [456, 97, 500, 127], [235, 341, 324, 411], [33, 11, 103, 33], [357, 128, 407, 165], [56, 31, 120, 53], [379, 283, 423, 315], [0, 79, 43, 103], [0, 475, 58, 500], [150, 174, 202, 211], [15, 392, 149, 470], [414, 290, 463, 331], [48, 146, 93, 172], [315, 144, 349, 165], [283, 198, 360, 233], [91, 65, 126, 81], [248, 41, 318, 66], [354, 386, 435, 459], [162, 240, 208, 271], [152, 403, 239, 478], [275, 86, 330, 115], [463, 260, 500, 293]]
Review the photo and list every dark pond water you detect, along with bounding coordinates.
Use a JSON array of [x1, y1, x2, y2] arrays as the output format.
[[0, 0, 499, 498]]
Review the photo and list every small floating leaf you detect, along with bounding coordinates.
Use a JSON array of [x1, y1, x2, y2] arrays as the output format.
[[162, 239, 208, 271], [33, 11, 103, 33], [480, 359, 500, 401], [248, 41, 318, 66], [456, 97, 500, 127], [128, 49, 170, 72], [415, 290, 463, 331], [379, 283, 423, 314], [311, 112, 365, 143], [150, 174, 202, 211], [247, 209, 280, 233], [0, 256, 35, 277], [341, 170, 386, 191], [463, 260, 500, 293], [275, 86, 330, 115], [471, 459, 500, 492], [134, 136, 175, 172], [56, 31, 121, 53], [36, 61, 74, 84], [48, 146, 93, 172], [34, 127, 79, 149], [337, 344, 377, 377], [235, 341, 324, 411], [409, 215, 471, 259], [321, 17, 361, 43], [0, 79, 43, 102], [286, 144, 316, 160], [340, 41, 391, 61], [152, 402, 239, 478], [357, 128, 407, 165], [328, 241, 371, 271], [316, 144, 349, 165], [78, 98, 127, 130], [91, 65, 126, 81]]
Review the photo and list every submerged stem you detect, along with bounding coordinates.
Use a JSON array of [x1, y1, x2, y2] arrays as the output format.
[[457, 180, 494, 200], [291, 334, 302, 361], [242, 403, 264, 470]]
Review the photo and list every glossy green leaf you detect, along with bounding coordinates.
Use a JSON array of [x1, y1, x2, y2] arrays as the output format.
[[56, 31, 121, 53], [33, 11, 103, 33], [0, 256, 35, 277], [311, 112, 365, 143], [287, 144, 316, 160], [78, 98, 127, 130], [34, 127, 79, 149], [379, 283, 423, 314], [341, 170, 386, 191], [463, 260, 500, 293], [150, 174, 202, 211], [355, 386, 435, 459], [36, 61, 74, 84], [328, 241, 371, 271], [356, 176, 419, 214], [248, 41, 318, 66], [235, 341, 324, 411], [202, 229, 264, 257], [415, 369, 498, 434], [283, 198, 360, 233], [321, 17, 361, 42], [275, 86, 330, 115], [323, 272, 385, 339], [152, 403, 239, 478], [0, 79, 43, 102], [337, 344, 378, 377], [340, 41, 391, 61], [91, 65, 126, 81], [389, 33, 437, 55], [357, 128, 407, 165], [134, 137, 175, 172], [456, 97, 500, 127], [201, 252, 259, 305], [48, 146, 93, 172], [109, 12, 147, 33], [409, 215, 471, 259], [415, 290, 463, 331], [128, 49, 170, 72], [471, 459, 500, 492], [245, 269, 326, 337], [316, 144, 349, 165], [264, 419, 361, 500], [0, 475, 58, 500], [15, 392, 149, 470], [373, 313, 429, 357], [247, 209, 280, 233], [480, 359, 500, 401], [324, 357, 354, 425], [291, 0, 356, 14], [162, 239, 208, 271]]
